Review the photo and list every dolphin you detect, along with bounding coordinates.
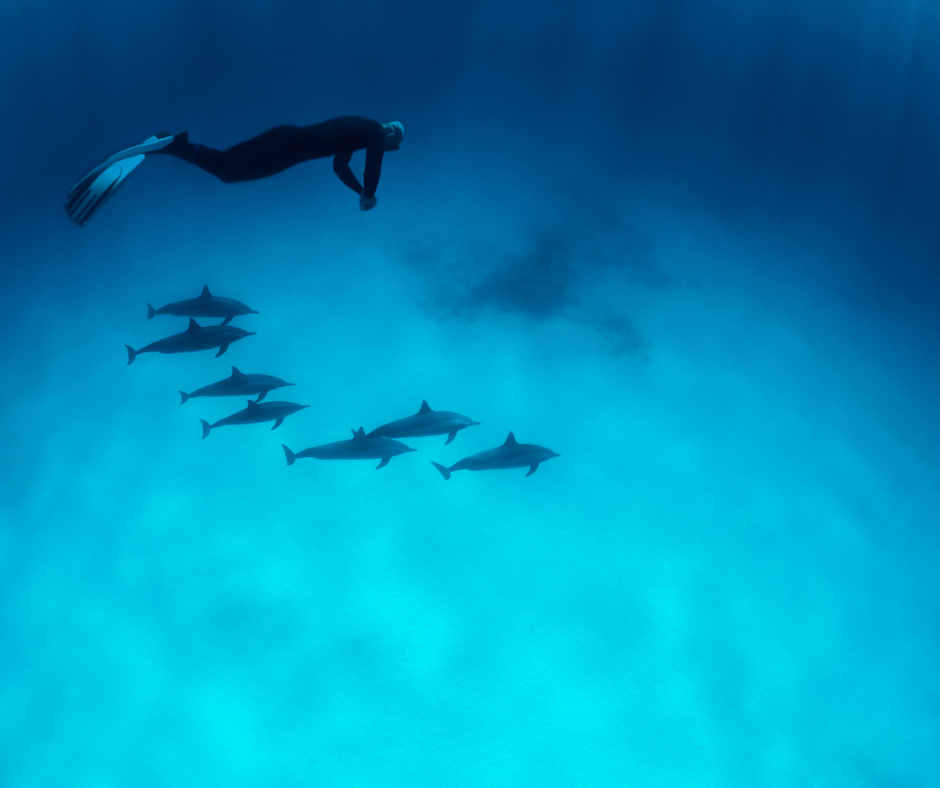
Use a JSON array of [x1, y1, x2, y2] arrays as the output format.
[[282, 427, 416, 470], [432, 432, 560, 480], [367, 400, 480, 445], [200, 400, 309, 438], [148, 285, 258, 325], [126, 318, 255, 364], [180, 367, 294, 404]]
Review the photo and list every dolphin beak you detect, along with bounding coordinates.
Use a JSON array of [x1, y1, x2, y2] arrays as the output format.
[[470, 421, 481, 426], [285, 382, 296, 387]]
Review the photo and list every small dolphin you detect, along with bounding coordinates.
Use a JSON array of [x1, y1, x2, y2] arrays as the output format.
[[180, 367, 294, 404], [367, 400, 480, 445], [126, 318, 254, 364], [282, 428, 416, 470], [200, 400, 309, 438], [148, 285, 258, 325], [432, 432, 559, 480]]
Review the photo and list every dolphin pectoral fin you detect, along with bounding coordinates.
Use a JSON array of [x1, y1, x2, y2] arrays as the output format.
[[272, 417, 284, 430], [525, 463, 540, 477], [125, 345, 137, 365], [215, 344, 229, 358], [282, 445, 296, 466], [221, 316, 232, 326], [431, 461, 451, 480], [376, 456, 391, 470], [200, 419, 211, 439], [256, 391, 267, 402], [445, 431, 457, 445]]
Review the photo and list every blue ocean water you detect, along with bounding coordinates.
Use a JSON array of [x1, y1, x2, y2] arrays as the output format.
[[2, 0, 939, 785]]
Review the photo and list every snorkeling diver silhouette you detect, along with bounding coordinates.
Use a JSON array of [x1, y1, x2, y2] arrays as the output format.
[[66, 117, 404, 225]]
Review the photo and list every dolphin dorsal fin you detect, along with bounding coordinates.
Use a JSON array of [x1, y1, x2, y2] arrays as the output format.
[[418, 400, 432, 414], [503, 432, 518, 446], [246, 399, 259, 410], [351, 427, 366, 439], [187, 318, 201, 331], [200, 285, 213, 298], [231, 367, 244, 378]]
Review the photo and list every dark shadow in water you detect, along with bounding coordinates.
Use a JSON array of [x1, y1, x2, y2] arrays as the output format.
[[404, 217, 675, 358]]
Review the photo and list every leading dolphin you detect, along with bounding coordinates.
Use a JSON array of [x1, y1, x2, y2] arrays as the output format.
[[432, 432, 559, 479], [180, 367, 294, 404], [282, 428, 416, 470], [200, 400, 309, 438], [126, 318, 254, 364], [367, 400, 480, 445], [148, 285, 257, 325]]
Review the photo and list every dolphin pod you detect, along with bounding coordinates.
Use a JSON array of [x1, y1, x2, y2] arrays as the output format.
[[126, 285, 558, 478], [148, 285, 257, 325]]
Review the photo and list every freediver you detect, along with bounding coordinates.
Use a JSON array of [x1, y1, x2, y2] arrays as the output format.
[[66, 117, 404, 225]]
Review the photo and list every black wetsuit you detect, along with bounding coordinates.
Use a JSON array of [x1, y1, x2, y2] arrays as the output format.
[[165, 117, 388, 199]]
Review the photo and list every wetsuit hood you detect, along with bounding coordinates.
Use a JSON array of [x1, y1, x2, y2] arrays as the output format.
[[383, 121, 404, 151]]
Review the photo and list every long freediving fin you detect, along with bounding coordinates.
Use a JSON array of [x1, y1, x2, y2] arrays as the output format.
[[66, 134, 174, 226]]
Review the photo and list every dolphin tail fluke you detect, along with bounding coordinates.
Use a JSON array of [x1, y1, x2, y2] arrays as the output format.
[[525, 463, 540, 477], [200, 419, 211, 439], [215, 344, 229, 358], [376, 456, 391, 470], [179, 390, 189, 405], [125, 345, 137, 365], [147, 304, 156, 320], [431, 461, 451, 480], [445, 431, 457, 445], [272, 417, 284, 430], [282, 445, 296, 466]]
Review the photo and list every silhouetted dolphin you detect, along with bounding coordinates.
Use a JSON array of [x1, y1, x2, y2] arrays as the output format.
[[432, 432, 559, 479], [282, 428, 416, 470], [367, 400, 480, 445], [200, 400, 309, 438], [180, 367, 294, 404], [126, 318, 254, 364], [148, 285, 257, 325]]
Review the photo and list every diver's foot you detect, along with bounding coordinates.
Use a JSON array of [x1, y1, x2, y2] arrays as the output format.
[[152, 130, 192, 158]]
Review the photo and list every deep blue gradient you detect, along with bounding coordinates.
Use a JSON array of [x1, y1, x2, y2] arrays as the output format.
[[2, 1, 939, 786]]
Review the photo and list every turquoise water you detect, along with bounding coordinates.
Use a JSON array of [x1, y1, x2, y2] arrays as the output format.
[[2, 1, 939, 785]]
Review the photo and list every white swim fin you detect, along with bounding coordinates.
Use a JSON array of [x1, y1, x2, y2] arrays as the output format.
[[65, 133, 173, 226]]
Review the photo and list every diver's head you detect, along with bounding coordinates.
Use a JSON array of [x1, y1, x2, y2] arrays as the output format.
[[382, 121, 404, 151]]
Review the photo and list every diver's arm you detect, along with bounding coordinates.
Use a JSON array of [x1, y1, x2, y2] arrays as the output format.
[[333, 151, 364, 194], [361, 137, 386, 200]]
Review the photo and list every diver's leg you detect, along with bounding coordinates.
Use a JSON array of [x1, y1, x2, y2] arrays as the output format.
[[160, 126, 314, 183]]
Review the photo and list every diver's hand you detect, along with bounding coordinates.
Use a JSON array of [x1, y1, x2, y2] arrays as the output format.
[[359, 194, 377, 211]]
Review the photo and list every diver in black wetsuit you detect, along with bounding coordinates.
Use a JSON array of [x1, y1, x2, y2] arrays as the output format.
[[158, 117, 404, 211]]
